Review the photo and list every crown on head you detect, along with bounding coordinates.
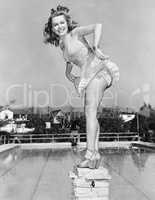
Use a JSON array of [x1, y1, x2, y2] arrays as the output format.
[[50, 5, 69, 17]]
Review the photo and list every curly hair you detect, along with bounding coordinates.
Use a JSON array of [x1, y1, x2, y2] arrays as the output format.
[[43, 6, 78, 47]]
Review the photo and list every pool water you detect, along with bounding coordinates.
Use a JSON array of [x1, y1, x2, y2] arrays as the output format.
[[0, 147, 155, 200]]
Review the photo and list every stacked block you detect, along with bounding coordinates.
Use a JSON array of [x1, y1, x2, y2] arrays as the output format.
[[69, 167, 111, 200]]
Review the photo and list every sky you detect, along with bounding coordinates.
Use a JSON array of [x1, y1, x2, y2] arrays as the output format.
[[0, 0, 155, 111]]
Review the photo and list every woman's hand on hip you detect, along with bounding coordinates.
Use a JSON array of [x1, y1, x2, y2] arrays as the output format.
[[73, 76, 80, 91]]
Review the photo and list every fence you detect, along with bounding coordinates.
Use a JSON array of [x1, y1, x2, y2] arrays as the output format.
[[0, 132, 139, 144]]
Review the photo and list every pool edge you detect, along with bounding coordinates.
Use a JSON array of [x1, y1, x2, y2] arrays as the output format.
[[1, 141, 155, 151], [0, 144, 20, 153]]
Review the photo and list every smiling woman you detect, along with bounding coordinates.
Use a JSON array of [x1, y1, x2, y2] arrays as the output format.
[[43, 5, 119, 169], [43, 5, 78, 46], [52, 15, 68, 37]]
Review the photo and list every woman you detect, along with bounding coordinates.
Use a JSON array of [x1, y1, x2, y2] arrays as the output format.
[[44, 5, 119, 168]]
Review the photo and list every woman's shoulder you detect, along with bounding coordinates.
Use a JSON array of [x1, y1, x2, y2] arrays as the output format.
[[70, 27, 79, 36], [70, 24, 97, 37], [70, 26, 86, 36]]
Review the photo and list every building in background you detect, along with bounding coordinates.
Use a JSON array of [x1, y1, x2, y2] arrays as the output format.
[[0, 108, 13, 120]]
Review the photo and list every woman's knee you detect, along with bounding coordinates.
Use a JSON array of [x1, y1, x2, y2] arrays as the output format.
[[86, 80, 106, 107], [85, 105, 97, 119]]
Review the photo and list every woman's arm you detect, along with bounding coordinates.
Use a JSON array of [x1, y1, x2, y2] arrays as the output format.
[[72, 24, 102, 48], [65, 62, 80, 94], [65, 62, 75, 82], [73, 24, 109, 60]]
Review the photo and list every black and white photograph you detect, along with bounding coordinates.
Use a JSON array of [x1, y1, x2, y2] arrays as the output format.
[[0, 0, 155, 199]]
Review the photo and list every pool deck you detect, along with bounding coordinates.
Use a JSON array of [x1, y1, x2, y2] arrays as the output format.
[[0, 141, 155, 152], [0, 141, 155, 200]]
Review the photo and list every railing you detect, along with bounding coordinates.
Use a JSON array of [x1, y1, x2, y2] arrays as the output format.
[[0, 132, 139, 144]]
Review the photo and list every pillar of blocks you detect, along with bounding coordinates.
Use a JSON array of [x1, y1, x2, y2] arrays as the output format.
[[69, 167, 111, 200]]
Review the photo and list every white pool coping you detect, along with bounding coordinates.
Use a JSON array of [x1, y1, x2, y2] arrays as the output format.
[[19, 141, 135, 150], [0, 141, 155, 152], [20, 142, 72, 149], [79, 141, 135, 149], [0, 144, 19, 153]]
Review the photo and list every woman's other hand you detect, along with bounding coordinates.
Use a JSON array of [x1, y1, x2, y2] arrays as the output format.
[[73, 76, 80, 92]]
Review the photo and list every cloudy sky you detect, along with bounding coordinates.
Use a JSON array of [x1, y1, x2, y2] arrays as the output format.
[[0, 0, 155, 110]]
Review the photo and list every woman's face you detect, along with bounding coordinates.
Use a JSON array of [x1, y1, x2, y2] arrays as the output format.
[[52, 15, 68, 37]]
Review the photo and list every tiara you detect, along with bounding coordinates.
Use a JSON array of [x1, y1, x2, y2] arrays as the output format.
[[50, 5, 69, 17]]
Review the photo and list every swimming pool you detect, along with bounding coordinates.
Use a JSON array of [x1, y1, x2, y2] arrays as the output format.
[[0, 145, 155, 200]]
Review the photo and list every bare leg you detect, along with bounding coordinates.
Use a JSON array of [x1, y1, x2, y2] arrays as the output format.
[[95, 121, 100, 152], [77, 77, 108, 168], [85, 77, 108, 153]]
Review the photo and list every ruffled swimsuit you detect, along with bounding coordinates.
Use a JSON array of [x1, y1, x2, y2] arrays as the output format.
[[63, 35, 119, 92]]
